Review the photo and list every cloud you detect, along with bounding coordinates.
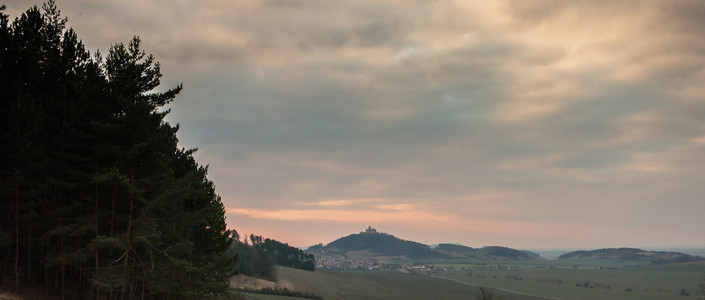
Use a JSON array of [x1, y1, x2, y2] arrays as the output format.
[[5, 0, 705, 248], [625, 143, 705, 175], [227, 207, 449, 223]]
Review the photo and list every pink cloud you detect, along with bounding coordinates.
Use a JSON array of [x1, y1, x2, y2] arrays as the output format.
[[227, 207, 449, 223]]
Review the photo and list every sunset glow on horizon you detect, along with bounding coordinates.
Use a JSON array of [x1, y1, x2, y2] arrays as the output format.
[[6, 0, 705, 249]]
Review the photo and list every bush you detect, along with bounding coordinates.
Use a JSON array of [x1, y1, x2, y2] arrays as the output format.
[[475, 286, 513, 300]]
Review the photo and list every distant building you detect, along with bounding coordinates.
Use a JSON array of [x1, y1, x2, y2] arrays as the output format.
[[364, 226, 378, 234]]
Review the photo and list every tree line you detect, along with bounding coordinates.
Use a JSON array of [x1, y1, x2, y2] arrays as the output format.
[[0, 2, 232, 298], [229, 231, 315, 281]]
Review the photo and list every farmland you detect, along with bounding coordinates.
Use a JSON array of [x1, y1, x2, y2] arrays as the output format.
[[262, 267, 549, 300], [236, 260, 705, 300], [435, 260, 705, 300]]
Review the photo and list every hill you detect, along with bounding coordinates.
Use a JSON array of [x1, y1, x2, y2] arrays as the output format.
[[558, 247, 704, 264], [435, 244, 541, 261], [308, 227, 446, 259], [435, 243, 475, 253], [307, 227, 541, 262]]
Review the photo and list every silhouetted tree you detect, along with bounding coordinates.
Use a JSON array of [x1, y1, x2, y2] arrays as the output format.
[[0, 2, 232, 298]]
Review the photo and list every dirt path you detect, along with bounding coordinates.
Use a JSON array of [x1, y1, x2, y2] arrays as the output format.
[[431, 275, 564, 300], [230, 275, 296, 291]]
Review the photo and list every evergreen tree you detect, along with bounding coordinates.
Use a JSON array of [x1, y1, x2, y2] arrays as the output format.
[[228, 233, 315, 279], [0, 2, 234, 298], [228, 238, 276, 281]]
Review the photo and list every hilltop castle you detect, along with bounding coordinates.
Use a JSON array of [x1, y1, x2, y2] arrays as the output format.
[[363, 226, 378, 234]]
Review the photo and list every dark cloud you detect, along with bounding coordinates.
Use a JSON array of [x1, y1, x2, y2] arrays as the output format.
[[4, 0, 704, 248], [656, 0, 705, 34]]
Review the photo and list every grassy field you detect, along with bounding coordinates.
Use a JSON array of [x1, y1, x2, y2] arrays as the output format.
[[436, 260, 705, 300], [236, 292, 308, 300], [274, 267, 552, 300], [254, 260, 705, 300]]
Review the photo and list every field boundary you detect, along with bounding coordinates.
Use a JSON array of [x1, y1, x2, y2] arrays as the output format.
[[431, 275, 564, 300]]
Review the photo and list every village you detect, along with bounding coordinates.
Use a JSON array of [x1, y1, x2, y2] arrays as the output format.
[[309, 227, 450, 272]]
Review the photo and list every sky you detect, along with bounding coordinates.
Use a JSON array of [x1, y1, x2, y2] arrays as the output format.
[[5, 0, 705, 250]]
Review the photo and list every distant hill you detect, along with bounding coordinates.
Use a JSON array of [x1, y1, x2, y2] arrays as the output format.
[[435, 244, 540, 261], [308, 227, 446, 259], [307, 227, 541, 261], [435, 243, 474, 254], [558, 247, 704, 264]]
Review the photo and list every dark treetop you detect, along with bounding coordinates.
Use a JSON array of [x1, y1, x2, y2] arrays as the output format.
[[0, 2, 232, 298]]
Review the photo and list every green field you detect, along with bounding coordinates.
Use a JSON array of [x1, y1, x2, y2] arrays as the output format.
[[257, 261, 705, 300], [273, 267, 553, 300], [237, 292, 308, 300], [436, 261, 705, 300]]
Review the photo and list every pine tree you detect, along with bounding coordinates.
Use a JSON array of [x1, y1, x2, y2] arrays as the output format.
[[0, 2, 234, 298]]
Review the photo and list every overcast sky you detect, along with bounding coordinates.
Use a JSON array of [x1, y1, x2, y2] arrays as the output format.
[[6, 0, 705, 249]]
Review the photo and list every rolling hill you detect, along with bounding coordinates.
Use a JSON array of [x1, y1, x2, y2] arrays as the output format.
[[558, 247, 704, 264], [307, 227, 446, 259], [306, 227, 541, 262], [435, 243, 541, 261]]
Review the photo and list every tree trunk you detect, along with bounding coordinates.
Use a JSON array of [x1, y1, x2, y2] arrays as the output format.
[[95, 183, 101, 300], [110, 183, 116, 238], [14, 182, 19, 294], [123, 158, 135, 300], [26, 215, 31, 282], [60, 233, 65, 300], [13, 98, 21, 294]]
